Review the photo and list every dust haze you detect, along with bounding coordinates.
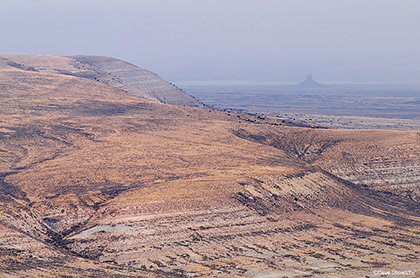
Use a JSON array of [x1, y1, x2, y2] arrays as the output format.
[[1, 0, 420, 84]]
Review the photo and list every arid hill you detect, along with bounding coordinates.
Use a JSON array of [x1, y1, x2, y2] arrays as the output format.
[[69, 55, 202, 107], [0, 53, 202, 107], [1, 54, 419, 277]]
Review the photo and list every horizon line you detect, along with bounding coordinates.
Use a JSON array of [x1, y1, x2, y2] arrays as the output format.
[[176, 80, 420, 87]]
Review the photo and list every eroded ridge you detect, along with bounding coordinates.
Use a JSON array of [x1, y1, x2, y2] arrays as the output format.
[[1, 54, 419, 277]]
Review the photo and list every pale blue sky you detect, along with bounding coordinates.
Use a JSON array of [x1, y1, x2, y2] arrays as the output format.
[[1, 0, 419, 84]]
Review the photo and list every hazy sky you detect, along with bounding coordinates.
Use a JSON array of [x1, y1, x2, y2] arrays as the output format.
[[1, 0, 420, 84]]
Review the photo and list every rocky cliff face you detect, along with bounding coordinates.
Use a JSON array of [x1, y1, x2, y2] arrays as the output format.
[[70, 55, 203, 107], [0, 53, 202, 107]]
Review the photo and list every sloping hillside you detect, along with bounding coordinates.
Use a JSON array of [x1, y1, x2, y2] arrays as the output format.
[[0, 53, 202, 106], [0, 55, 419, 277], [70, 55, 202, 106], [234, 127, 420, 201]]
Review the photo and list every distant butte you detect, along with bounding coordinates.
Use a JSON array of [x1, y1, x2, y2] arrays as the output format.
[[295, 73, 326, 88]]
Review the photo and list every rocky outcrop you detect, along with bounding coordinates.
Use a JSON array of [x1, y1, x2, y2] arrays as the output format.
[[234, 127, 420, 201], [70, 55, 203, 107], [294, 73, 326, 88], [0, 53, 202, 107]]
